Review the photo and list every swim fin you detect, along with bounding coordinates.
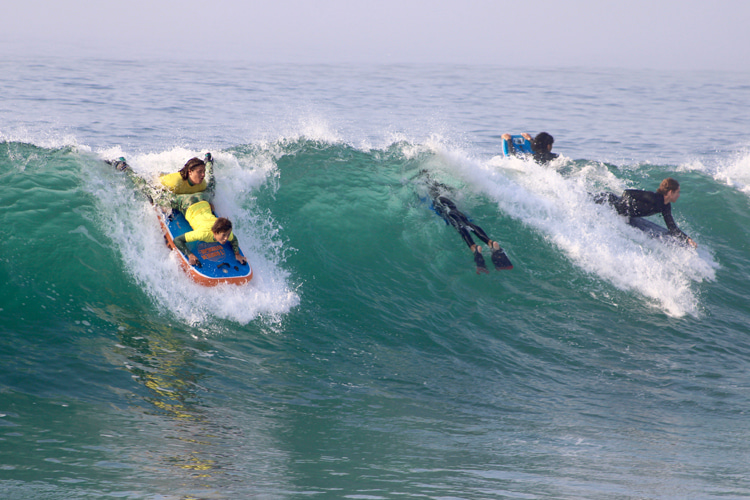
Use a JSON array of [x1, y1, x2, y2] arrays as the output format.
[[474, 247, 489, 274], [491, 247, 513, 270]]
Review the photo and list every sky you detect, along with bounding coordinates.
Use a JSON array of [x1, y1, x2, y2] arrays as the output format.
[[3, 0, 749, 71]]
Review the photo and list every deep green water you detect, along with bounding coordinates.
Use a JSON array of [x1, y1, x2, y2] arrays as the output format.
[[2, 138, 750, 499], [2, 59, 750, 498]]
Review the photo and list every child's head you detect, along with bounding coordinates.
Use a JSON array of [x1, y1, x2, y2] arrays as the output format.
[[211, 217, 233, 243]]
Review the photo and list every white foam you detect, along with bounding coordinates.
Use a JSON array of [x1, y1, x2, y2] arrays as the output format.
[[251, 114, 345, 152], [683, 150, 750, 195], [0, 126, 81, 150], [434, 145, 716, 317]]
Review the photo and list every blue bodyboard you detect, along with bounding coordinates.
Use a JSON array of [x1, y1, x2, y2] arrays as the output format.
[[625, 213, 689, 247], [627, 217, 669, 238], [502, 135, 533, 157], [158, 209, 253, 286]]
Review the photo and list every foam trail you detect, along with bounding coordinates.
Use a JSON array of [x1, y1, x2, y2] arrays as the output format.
[[440, 148, 716, 317]]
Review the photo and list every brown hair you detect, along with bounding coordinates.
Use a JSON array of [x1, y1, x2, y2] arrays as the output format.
[[656, 177, 680, 195], [211, 217, 233, 235], [179, 157, 206, 180]]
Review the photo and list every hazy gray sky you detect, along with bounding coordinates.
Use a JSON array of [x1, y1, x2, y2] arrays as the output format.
[[3, 0, 749, 71]]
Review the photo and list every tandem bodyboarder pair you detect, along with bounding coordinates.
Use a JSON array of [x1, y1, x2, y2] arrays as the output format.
[[108, 153, 252, 285]]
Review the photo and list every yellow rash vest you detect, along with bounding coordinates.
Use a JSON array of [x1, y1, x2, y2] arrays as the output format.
[[173, 201, 239, 256], [159, 172, 207, 194]]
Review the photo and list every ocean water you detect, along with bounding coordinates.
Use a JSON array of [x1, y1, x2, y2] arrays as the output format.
[[1, 57, 750, 499]]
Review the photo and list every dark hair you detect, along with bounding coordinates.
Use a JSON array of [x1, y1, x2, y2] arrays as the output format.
[[656, 177, 680, 195], [532, 132, 554, 153], [179, 157, 206, 180], [211, 217, 232, 235]]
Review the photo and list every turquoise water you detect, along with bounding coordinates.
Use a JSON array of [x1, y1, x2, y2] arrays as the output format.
[[1, 59, 750, 499]]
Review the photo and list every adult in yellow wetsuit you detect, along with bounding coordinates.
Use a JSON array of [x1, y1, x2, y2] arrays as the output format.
[[159, 157, 209, 195], [109, 153, 215, 209], [159, 154, 216, 209]]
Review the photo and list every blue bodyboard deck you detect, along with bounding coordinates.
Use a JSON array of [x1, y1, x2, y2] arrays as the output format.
[[502, 135, 533, 157], [158, 209, 253, 286]]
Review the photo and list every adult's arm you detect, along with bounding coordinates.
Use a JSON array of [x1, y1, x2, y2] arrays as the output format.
[[204, 153, 216, 198], [661, 204, 694, 246]]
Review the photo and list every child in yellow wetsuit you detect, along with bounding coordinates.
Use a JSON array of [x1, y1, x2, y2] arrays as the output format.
[[172, 194, 247, 266]]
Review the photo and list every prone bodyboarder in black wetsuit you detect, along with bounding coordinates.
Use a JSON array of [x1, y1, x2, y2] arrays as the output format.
[[594, 177, 697, 248], [425, 177, 513, 274], [501, 132, 559, 165]]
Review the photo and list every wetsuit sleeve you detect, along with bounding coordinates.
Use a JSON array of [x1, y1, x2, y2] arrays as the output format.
[[174, 233, 239, 258], [661, 204, 691, 242], [173, 234, 190, 256], [127, 170, 175, 209], [125, 169, 149, 192], [228, 234, 240, 254]]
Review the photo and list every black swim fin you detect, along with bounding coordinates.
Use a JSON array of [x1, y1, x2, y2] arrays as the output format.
[[474, 248, 489, 274], [491, 247, 513, 270]]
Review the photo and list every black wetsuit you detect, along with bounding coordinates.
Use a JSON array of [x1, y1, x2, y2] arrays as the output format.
[[505, 140, 558, 165], [602, 189, 690, 243], [533, 151, 558, 165], [431, 195, 492, 249], [423, 177, 512, 271]]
